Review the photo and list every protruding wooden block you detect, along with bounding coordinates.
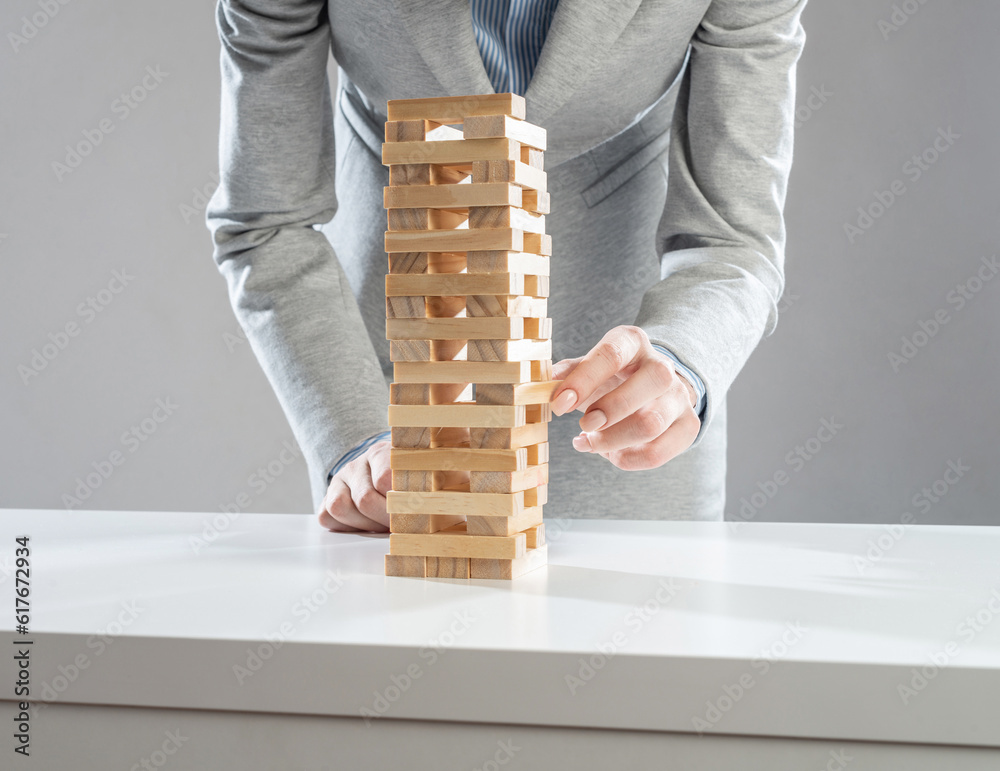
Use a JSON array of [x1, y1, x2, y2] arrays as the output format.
[[386, 93, 526, 123], [526, 442, 549, 465], [466, 251, 549, 276], [466, 506, 543, 537], [523, 232, 552, 256], [470, 422, 549, 450], [472, 160, 546, 192], [524, 484, 548, 507], [521, 189, 550, 214], [523, 275, 550, 297], [475, 381, 561, 405], [526, 404, 552, 423], [531, 360, 554, 381], [470, 544, 547, 580], [468, 339, 551, 362], [468, 205, 545, 233], [385, 554, 426, 578], [520, 146, 544, 168], [426, 557, 471, 578], [463, 114, 547, 151], [470, 463, 548, 493]]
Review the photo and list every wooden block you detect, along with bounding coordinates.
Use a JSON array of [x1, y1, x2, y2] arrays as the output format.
[[523, 317, 552, 339], [520, 146, 544, 169], [526, 404, 552, 423], [391, 470, 434, 492], [385, 183, 521, 210], [390, 530, 526, 560], [470, 422, 549, 450], [466, 295, 546, 318], [389, 165, 430, 186], [387, 317, 525, 341], [526, 442, 549, 465], [385, 227, 524, 254], [524, 275, 550, 297], [466, 251, 549, 276], [521, 189, 550, 214], [470, 463, 548, 493], [385, 554, 426, 578], [389, 340, 431, 362], [463, 114, 547, 151], [386, 296, 426, 319], [468, 339, 551, 362], [387, 489, 525, 517], [385, 119, 427, 143], [391, 447, 528, 472], [382, 137, 519, 166], [390, 383, 430, 405], [524, 523, 545, 549], [470, 544, 547, 580], [388, 404, 526, 428], [472, 160, 546, 192], [468, 206, 545, 233], [389, 513, 467, 534], [524, 484, 548, 507], [426, 557, 470, 578], [388, 252, 428, 274], [523, 232, 552, 256], [394, 360, 532, 384], [531, 360, 554, 381], [391, 426, 432, 448], [475, 381, 561, 405], [387, 207, 467, 231], [466, 506, 543, 536], [386, 273, 523, 297], [386, 93, 526, 123]]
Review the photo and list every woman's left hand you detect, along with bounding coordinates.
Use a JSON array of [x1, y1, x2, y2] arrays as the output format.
[[551, 326, 701, 470]]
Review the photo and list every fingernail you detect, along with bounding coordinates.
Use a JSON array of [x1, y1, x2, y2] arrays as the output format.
[[572, 433, 593, 453], [579, 409, 606, 432], [552, 389, 577, 416]]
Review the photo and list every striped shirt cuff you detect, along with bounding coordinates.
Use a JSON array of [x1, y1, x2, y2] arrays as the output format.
[[651, 344, 706, 422], [328, 430, 391, 483]]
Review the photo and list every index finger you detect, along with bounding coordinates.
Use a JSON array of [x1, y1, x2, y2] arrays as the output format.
[[551, 327, 645, 415]]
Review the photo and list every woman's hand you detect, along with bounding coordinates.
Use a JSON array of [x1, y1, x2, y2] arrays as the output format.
[[318, 440, 391, 532], [551, 326, 700, 470]]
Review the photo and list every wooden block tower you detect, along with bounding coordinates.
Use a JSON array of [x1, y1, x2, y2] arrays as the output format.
[[381, 93, 556, 580]]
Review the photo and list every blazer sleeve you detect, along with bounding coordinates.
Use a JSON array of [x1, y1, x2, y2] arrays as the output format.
[[206, 0, 389, 510], [634, 0, 807, 443]]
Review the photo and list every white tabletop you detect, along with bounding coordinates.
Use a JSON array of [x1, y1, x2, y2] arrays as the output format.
[[2, 509, 998, 747]]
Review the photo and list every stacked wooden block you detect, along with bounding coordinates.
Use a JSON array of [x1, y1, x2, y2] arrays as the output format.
[[381, 93, 555, 580]]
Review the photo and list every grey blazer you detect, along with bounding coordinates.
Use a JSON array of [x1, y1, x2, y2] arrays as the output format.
[[206, 0, 807, 518]]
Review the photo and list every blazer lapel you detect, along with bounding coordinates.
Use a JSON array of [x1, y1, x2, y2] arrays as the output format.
[[524, 0, 645, 124], [391, 0, 495, 98]]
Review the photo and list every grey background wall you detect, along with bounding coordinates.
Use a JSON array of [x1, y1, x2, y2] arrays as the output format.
[[2, 1, 997, 525]]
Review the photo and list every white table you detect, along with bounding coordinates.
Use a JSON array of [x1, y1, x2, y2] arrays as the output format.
[[1, 509, 999, 770]]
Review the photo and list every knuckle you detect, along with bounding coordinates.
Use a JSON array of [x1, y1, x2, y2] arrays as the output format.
[[356, 488, 381, 514], [647, 356, 676, 389], [634, 409, 667, 438]]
